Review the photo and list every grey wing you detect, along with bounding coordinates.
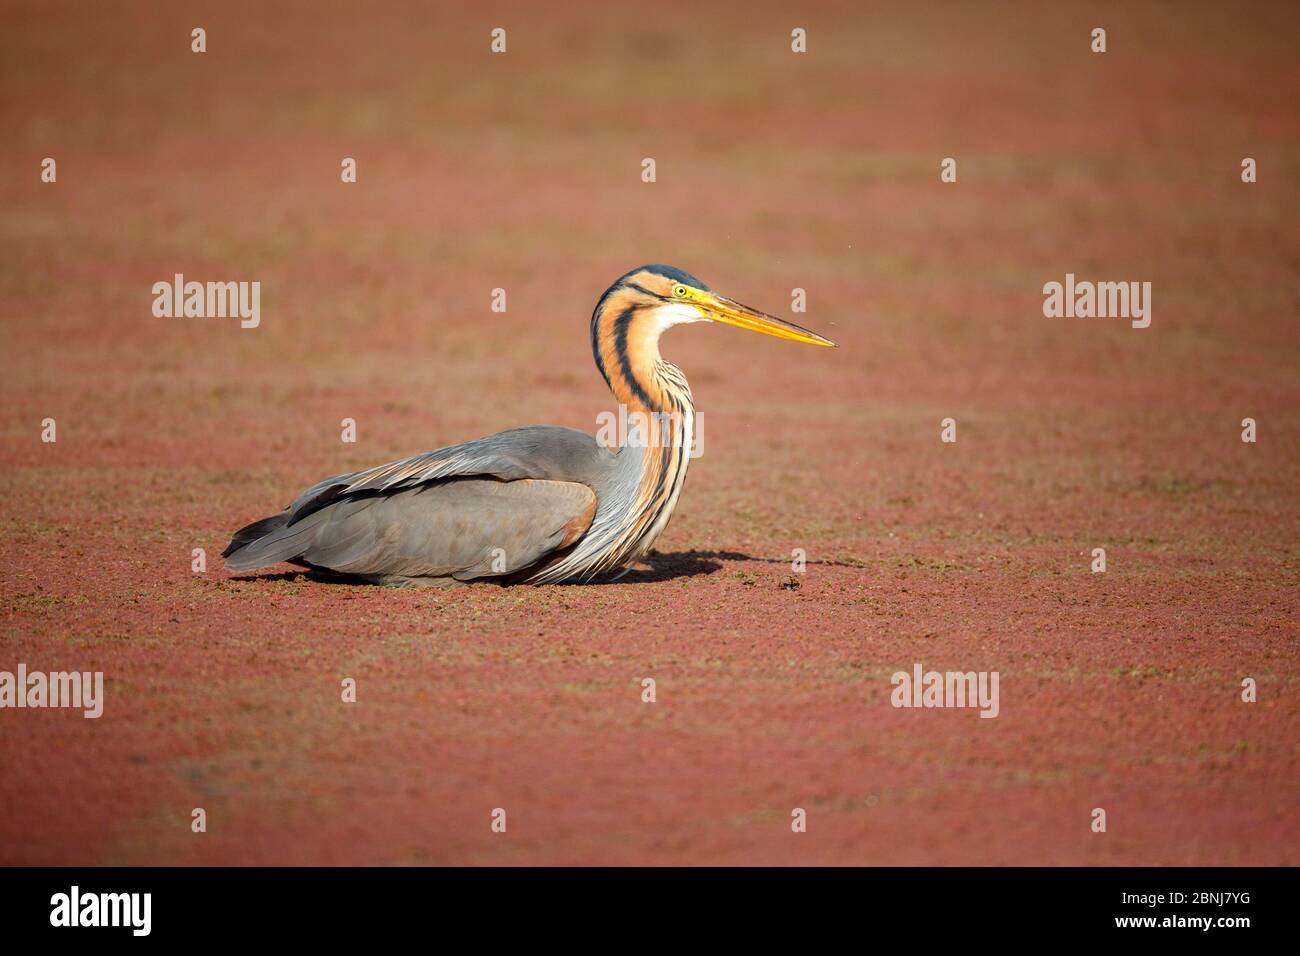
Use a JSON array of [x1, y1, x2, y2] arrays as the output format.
[[297, 478, 596, 582], [285, 425, 611, 524], [223, 426, 612, 583]]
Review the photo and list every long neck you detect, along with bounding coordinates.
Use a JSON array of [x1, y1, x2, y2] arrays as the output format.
[[529, 301, 695, 583], [592, 300, 692, 418], [596, 301, 695, 567]]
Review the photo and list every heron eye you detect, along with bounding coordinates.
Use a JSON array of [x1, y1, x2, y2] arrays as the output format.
[[673, 285, 688, 297]]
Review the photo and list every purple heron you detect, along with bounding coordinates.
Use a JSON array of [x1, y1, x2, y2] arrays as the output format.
[[223, 265, 835, 585]]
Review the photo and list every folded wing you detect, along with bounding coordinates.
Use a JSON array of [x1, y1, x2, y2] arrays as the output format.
[[223, 426, 611, 584]]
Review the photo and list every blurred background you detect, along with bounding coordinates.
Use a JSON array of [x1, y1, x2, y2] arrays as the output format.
[[0, 1, 1296, 865]]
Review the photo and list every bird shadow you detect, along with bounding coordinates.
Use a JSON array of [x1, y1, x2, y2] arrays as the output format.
[[225, 550, 857, 588], [618, 549, 866, 583], [604, 549, 729, 584]]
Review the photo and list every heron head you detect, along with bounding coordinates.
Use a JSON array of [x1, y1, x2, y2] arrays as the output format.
[[604, 264, 836, 347]]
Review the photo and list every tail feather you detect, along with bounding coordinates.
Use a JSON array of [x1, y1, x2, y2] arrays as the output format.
[[222, 511, 302, 571], [225, 493, 388, 573]]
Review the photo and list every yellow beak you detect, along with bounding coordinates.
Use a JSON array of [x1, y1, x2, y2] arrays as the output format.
[[691, 290, 836, 347]]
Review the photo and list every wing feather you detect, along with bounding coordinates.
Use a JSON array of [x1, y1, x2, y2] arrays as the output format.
[[285, 425, 610, 525], [224, 425, 613, 582]]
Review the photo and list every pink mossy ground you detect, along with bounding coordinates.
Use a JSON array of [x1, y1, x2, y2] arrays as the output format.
[[1, 1, 1297, 865]]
